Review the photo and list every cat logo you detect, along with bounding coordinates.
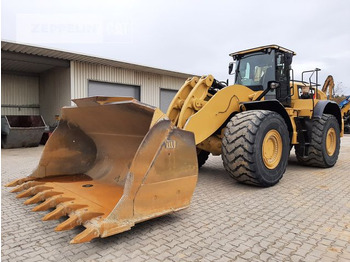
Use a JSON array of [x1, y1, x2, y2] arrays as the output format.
[[165, 140, 176, 149]]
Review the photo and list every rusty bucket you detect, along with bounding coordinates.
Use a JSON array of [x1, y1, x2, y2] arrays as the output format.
[[6, 97, 198, 243]]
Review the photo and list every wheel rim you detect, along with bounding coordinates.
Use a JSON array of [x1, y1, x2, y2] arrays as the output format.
[[262, 130, 283, 169], [326, 127, 336, 156]]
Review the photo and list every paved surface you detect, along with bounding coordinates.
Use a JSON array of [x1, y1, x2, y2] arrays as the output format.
[[2, 136, 350, 262]]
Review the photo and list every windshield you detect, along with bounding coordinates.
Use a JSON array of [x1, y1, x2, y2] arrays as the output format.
[[235, 51, 275, 90]]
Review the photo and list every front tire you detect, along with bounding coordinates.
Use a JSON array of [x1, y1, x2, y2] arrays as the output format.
[[222, 110, 290, 187], [295, 114, 340, 167]]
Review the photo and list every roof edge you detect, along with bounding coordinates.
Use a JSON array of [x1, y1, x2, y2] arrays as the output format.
[[1, 40, 194, 79], [229, 44, 296, 57]]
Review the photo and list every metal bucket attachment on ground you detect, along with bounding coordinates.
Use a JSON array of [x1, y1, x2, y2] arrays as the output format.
[[6, 97, 198, 243], [1, 115, 47, 149]]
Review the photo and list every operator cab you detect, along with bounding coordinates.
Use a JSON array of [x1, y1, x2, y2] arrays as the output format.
[[229, 45, 295, 107]]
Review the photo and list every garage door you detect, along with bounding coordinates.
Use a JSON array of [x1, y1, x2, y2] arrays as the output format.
[[160, 89, 177, 113], [88, 81, 140, 100]]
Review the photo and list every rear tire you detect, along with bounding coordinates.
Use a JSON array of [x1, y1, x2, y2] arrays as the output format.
[[222, 110, 290, 187], [295, 114, 340, 167], [197, 149, 210, 168]]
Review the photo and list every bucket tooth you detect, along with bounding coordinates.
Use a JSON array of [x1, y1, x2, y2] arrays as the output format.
[[70, 227, 100, 244], [32, 196, 73, 212], [55, 214, 80, 231], [5, 177, 35, 187], [16, 188, 36, 198], [55, 209, 103, 231], [24, 194, 43, 205], [42, 202, 87, 221], [24, 190, 62, 205], [16, 185, 53, 199], [11, 181, 44, 193], [42, 205, 66, 221]]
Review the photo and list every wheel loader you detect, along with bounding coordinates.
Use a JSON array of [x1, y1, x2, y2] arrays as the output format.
[[6, 45, 342, 243]]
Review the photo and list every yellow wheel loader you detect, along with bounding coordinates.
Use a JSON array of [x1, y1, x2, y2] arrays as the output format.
[[6, 45, 342, 243], [167, 45, 342, 181]]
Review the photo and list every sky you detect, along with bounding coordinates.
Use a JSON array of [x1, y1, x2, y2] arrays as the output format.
[[2, 0, 350, 94]]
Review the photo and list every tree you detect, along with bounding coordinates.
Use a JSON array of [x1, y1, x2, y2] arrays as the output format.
[[334, 82, 344, 97]]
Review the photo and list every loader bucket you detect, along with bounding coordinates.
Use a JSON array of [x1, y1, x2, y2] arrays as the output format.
[[6, 97, 198, 244]]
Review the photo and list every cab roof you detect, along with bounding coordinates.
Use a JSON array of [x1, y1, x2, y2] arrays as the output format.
[[229, 45, 296, 57]]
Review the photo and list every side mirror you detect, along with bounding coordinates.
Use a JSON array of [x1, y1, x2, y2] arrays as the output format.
[[268, 81, 280, 89], [228, 62, 234, 75]]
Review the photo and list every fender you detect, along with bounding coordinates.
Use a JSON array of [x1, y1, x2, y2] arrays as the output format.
[[314, 100, 342, 130], [242, 100, 293, 138]]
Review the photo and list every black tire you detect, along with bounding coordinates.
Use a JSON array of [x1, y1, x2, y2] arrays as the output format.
[[197, 149, 210, 168], [295, 114, 340, 167], [222, 110, 290, 187]]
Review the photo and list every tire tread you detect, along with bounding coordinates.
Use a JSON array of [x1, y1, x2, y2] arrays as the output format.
[[222, 110, 288, 186]]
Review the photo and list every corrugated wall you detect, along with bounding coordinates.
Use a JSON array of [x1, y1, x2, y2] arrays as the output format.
[[40, 67, 71, 126], [1, 73, 40, 115], [71, 61, 188, 107]]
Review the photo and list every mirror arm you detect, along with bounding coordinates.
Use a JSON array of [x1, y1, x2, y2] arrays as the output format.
[[256, 86, 272, 101], [255, 81, 279, 101]]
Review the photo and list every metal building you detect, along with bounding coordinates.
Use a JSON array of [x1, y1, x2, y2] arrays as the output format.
[[1, 41, 192, 127]]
